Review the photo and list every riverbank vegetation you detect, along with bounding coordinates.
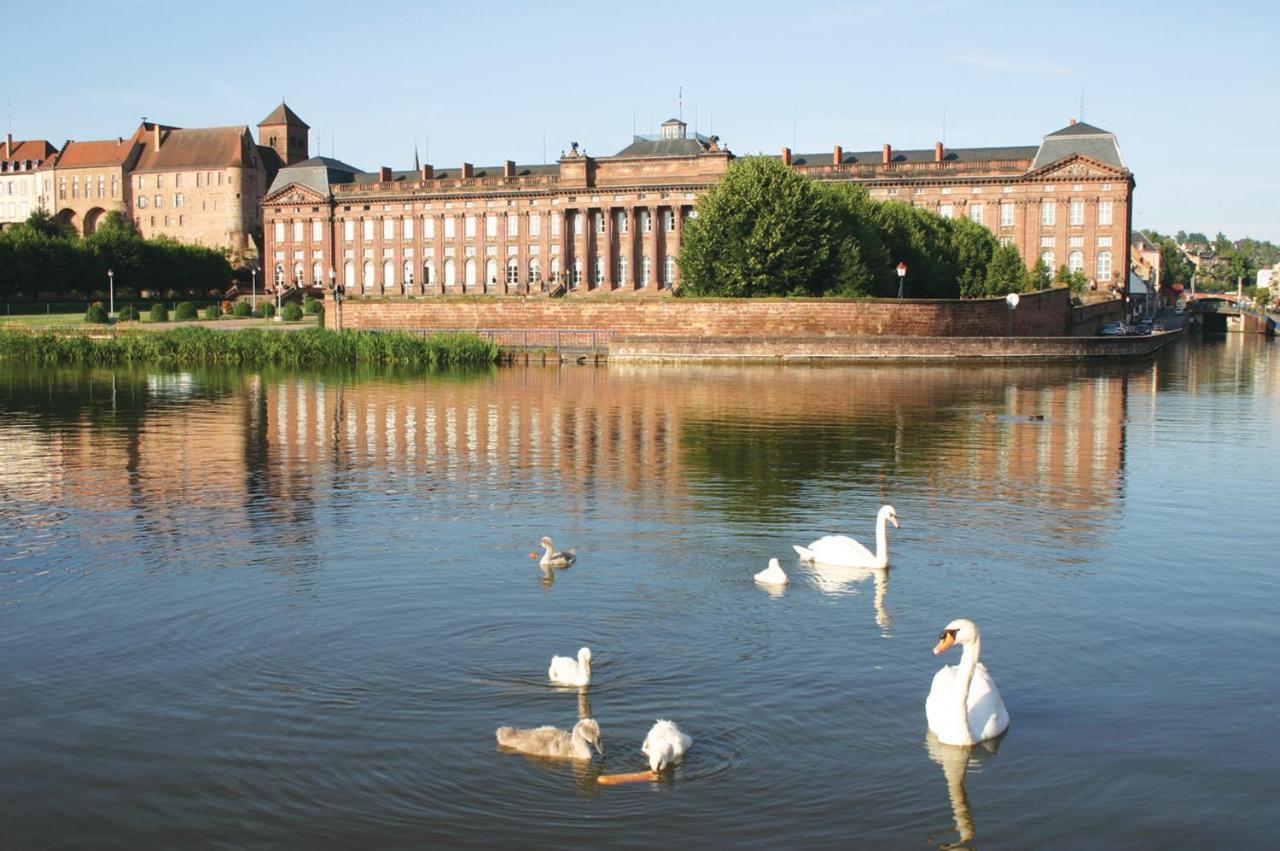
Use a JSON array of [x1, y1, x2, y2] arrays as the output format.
[[0, 211, 232, 300], [0, 327, 499, 367], [679, 157, 1039, 300]]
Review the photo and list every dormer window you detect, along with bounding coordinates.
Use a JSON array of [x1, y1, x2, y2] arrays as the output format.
[[660, 118, 687, 140]]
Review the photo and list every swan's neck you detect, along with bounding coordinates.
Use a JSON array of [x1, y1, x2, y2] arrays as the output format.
[[952, 638, 981, 745], [579, 652, 591, 679], [874, 513, 890, 566], [570, 727, 591, 759]]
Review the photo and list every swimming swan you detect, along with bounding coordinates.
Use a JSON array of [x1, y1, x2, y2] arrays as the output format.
[[641, 719, 692, 773], [754, 557, 788, 586], [926, 619, 1010, 746], [793, 505, 899, 568], [496, 718, 603, 761], [530, 536, 576, 568], [549, 646, 592, 687]]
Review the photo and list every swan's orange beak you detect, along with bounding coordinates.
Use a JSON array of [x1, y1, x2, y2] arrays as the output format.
[[528, 552, 540, 559], [933, 633, 956, 655]]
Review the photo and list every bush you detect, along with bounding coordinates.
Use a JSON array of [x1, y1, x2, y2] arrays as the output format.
[[201, 305, 221, 321], [303, 297, 322, 315], [117, 305, 140, 322], [282, 302, 303, 322], [84, 303, 109, 324], [313, 303, 325, 326], [253, 301, 275, 318], [233, 301, 253, 318], [174, 301, 197, 321], [149, 303, 169, 322]]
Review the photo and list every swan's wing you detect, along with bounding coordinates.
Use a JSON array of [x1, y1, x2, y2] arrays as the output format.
[[548, 656, 578, 681], [807, 535, 876, 566], [967, 664, 1010, 740], [925, 664, 959, 735]]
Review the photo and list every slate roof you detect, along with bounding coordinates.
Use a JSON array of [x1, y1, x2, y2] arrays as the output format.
[[612, 136, 712, 158], [788, 145, 1037, 167], [132, 126, 255, 172], [259, 102, 310, 129], [1031, 122, 1125, 171], [267, 156, 362, 197], [1, 139, 58, 165]]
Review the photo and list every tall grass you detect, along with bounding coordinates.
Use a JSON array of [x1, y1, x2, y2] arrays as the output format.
[[0, 327, 499, 368]]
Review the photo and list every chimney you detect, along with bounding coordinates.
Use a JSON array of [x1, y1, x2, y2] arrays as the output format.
[[420, 164, 434, 180], [378, 166, 391, 182], [934, 141, 944, 162], [153, 124, 161, 152], [503, 160, 516, 178], [882, 143, 891, 165], [461, 162, 474, 179], [832, 145, 843, 166], [1069, 118, 1077, 126], [4, 133, 11, 158], [781, 146, 792, 167]]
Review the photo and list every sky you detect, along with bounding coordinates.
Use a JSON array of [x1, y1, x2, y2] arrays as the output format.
[[10, 0, 1279, 241]]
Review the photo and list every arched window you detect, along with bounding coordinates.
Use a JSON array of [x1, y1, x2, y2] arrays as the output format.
[[464, 258, 477, 291], [1068, 250, 1084, 274], [293, 264, 304, 287], [362, 260, 375, 293], [593, 257, 604, 287], [506, 257, 519, 286], [1040, 250, 1055, 271], [403, 260, 415, 292], [274, 263, 285, 288], [484, 258, 496, 293], [549, 257, 559, 288], [344, 260, 354, 288], [443, 258, 456, 291], [641, 255, 652, 286], [663, 255, 675, 288], [616, 255, 628, 286], [383, 259, 395, 289], [571, 258, 582, 288], [312, 262, 323, 285], [1096, 250, 1112, 281], [528, 258, 540, 285], [423, 261, 435, 291]]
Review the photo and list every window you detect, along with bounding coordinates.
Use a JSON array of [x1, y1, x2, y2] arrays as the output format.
[[404, 260, 415, 287], [593, 257, 604, 286], [1040, 236, 1056, 248], [174, 173, 182, 188], [363, 219, 374, 241], [486, 215, 497, 238], [1097, 235, 1112, 248], [293, 221, 303, 242], [529, 213, 541, 236], [550, 213, 560, 236], [663, 255, 675, 287], [383, 259, 395, 287], [571, 212, 582, 235], [1069, 200, 1084, 226], [383, 218, 394, 240], [444, 216, 456, 239], [363, 261, 375, 292], [506, 257, 519, 285], [1041, 250, 1055, 269], [175, 193, 185, 208], [465, 215, 476, 238], [111, 176, 118, 197], [443, 258, 456, 289], [640, 210, 651, 233], [571, 258, 582, 287], [641, 255, 652, 285], [616, 255, 628, 285], [968, 203, 983, 225], [312, 262, 322, 284], [1098, 200, 1113, 226], [138, 176, 146, 190], [154, 194, 163, 208], [1068, 250, 1084, 273], [424, 217, 435, 238], [528, 258, 540, 282], [1041, 200, 1055, 226], [595, 212, 604, 234], [97, 175, 104, 197], [1096, 250, 1112, 281], [939, 204, 954, 219], [506, 214, 518, 238], [403, 217, 414, 240], [549, 257, 559, 282], [664, 210, 676, 231], [999, 202, 1014, 227], [617, 210, 628, 233], [72, 177, 79, 199], [998, 236, 1013, 247], [313, 221, 323, 242], [138, 195, 148, 209], [343, 220, 355, 241]]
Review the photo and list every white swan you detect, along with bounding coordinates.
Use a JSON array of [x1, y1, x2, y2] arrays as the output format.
[[926, 619, 1010, 746], [793, 504, 899, 568], [754, 557, 788, 586], [641, 719, 692, 772], [548, 646, 592, 687], [530, 536, 576, 568], [496, 718, 603, 761]]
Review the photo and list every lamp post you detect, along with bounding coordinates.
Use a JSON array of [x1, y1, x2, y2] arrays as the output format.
[[896, 261, 908, 298], [1005, 291, 1020, 337], [251, 266, 258, 310], [107, 269, 115, 319], [274, 268, 283, 322], [330, 268, 342, 331]]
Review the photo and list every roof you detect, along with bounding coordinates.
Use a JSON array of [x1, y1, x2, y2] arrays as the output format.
[[2, 139, 58, 164], [53, 137, 137, 168], [1131, 231, 1157, 251], [266, 156, 362, 197], [259, 102, 310, 129], [789, 144, 1037, 167], [1031, 122, 1125, 171], [133, 126, 254, 172], [612, 137, 711, 158]]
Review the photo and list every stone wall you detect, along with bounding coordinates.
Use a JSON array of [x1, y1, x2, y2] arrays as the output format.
[[330, 287, 1074, 338], [1069, 299, 1125, 336]]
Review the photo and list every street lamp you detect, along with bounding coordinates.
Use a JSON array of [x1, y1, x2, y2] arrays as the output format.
[[1006, 291, 1020, 337], [107, 269, 115, 319], [251, 266, 258, 310], [896, 261, 908, 298], [330, 268, 343, 331], [274, 268, 283, 321]]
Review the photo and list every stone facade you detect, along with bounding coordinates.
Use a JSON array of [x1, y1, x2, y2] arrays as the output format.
[[0, 135, 57, 228], [264, 118, 1133, 298]]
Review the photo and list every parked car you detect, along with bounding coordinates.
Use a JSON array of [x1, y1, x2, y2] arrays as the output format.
[[1174, 304, 1185, 315], [1099, 322, 1126, 336]]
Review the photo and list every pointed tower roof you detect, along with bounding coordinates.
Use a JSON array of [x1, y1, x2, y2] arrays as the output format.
[[258, 102, 309, 130]]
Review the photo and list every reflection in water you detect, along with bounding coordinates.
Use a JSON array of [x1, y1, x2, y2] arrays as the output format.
[[925, 731, 1005, 850], [802, 564, 891, 635]]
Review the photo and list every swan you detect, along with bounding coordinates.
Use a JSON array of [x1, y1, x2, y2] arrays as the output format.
[[926, 619, 1010, 746], [530, 536, 576, 568], [793, 504, 899, 568], [641, 719, 692, 773], [754, 557, 788, 586], [496, 718, 603, 761], [548, 646, 592, 687]]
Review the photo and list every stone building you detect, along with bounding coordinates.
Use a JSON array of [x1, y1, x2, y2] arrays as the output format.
[[0, 134, 58, 229], [262, 117, 1132, 296], [46, 131, 139, 236]]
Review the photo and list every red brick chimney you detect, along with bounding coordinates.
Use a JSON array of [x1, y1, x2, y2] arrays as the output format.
[[882, 143, 891, 164], [420, 164, 433, 180], [153, 124, 161, 152], [781, 146, 792, 166], [833, 145, 843, 165], [503, 160, 516, 178], [934, 141, 944, 162], [461, 162, 474, 179], [379, 166, 391, 182]]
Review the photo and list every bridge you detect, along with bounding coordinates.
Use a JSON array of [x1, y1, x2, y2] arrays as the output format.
[[1189, 298, 1276, 335]]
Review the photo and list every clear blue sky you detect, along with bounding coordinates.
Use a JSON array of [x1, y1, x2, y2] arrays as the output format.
[[11, 0, 1279, 241]]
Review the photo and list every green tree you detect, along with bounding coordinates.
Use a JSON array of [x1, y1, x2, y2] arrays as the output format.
[[983, 243, 1031, 296], [1030, 258, 1051, 289]]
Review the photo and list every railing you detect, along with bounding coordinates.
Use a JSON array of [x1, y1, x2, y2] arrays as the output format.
[[394, 327, 613, 354], [333, 174, 561, 195]]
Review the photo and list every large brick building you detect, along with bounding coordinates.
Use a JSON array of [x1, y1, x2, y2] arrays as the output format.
[[0, 135, 58, 229], [262, 117, 1133, 296]]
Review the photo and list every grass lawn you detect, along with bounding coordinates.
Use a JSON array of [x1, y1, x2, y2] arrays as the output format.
[[0, 313, 86, 328]]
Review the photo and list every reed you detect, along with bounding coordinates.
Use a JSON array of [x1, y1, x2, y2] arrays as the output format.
[[0, 327, 500, 368]]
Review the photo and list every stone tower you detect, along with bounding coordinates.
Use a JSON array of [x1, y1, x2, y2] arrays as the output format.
[[257, 102, 309, 166]]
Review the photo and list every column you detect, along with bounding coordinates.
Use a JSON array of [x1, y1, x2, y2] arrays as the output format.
[[624, 206, 638, 292], [647, 205, 660, 292], [602, 206, 614, 290]]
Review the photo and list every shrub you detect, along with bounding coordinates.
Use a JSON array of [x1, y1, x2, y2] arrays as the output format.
[[117, 305, 140, 322], [84, 303, 109, 324], [174, 301, 197, 321], [233, 301, 253, 318], [282, 302, 303, 322], [253, 301, 275, 318], [313, 303, 325, 326], [303, 297, 322, 315], [201, 305, 221, 321], [149, 303, 169, 322]]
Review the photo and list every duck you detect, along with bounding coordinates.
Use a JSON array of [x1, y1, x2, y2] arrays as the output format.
[[496, 718, 603, 761], [641, 719, 693, 773], [925, 619, 1010, 746], [530, 536, 576, 568], [793, 504, 899, 568], [548, 646, 592, 687], [754, 557, 788, 586]]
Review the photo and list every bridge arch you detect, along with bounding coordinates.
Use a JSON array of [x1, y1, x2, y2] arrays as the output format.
[[83, 207, 107, 236]]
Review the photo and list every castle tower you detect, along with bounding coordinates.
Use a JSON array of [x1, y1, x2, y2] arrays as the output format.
[[257, 102, 309, 166]]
